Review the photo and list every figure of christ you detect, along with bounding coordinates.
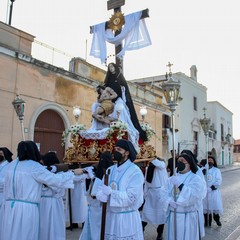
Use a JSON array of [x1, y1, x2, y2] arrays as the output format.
[[92, 85, 118, 124]]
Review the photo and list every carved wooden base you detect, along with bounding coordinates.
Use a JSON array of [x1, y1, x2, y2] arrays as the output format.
[[63, 131, 156, 164]]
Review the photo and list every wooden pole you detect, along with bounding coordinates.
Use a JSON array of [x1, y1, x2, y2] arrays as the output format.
[[68, 189, 73, 231], [100, 169, 110, 240], [171, 111, 177, 240], [205, 133, 210, 226]]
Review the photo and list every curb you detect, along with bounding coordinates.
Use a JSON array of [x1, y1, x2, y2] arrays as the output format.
[[220, 166, 240, 173]]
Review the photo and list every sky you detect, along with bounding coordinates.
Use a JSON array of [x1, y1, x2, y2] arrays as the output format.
[[1, 0, 240, 138]]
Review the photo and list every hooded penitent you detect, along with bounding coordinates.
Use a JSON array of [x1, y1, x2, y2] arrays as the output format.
[[181, 149, 198, 164], [42, 152, 60, 167], [115, 139, 137, 162], [208, 155, 218, 167], [17, 141, 41, 163], [178, 153, 198, 174], [0, 147, 13, 162]]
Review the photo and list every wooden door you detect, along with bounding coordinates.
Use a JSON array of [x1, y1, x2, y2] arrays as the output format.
[[34, 109, 65, 162]]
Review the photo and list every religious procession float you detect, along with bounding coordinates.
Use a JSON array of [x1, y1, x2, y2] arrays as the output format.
[[62, 3, 156, 165]]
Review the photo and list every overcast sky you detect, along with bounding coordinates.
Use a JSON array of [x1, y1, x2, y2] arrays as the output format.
[[1, 0, 240, 138]]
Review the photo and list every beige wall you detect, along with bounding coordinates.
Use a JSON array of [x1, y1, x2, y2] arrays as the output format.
[[0, 21, 34, 56]]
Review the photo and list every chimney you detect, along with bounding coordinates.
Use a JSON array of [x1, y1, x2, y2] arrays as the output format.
[[190, 65, 197, 81]]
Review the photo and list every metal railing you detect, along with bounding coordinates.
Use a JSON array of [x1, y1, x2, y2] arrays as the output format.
[[32, 39, 74, 70]]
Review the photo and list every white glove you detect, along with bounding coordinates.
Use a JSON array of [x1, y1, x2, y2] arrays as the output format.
[[101, 185, 112, 196], [169, 176, 182, 187], [207, 187, 212, 193], [83, 166, 95, 179], [50, 165, 57, 173], [73, 168, 84, 175], [96, 192, 108, 203], [169, 200, 177, 208]]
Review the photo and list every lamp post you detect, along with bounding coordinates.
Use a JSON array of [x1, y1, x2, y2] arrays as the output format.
[[73, 106, 81, 124], [12, 94, 25, 141], [140, 106, 147, 122], [8, 0, 16, 25], [161, 62, 181, 240], [200, 107, 211, 226]]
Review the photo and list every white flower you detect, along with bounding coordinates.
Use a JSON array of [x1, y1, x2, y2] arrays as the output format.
[[140, 122, 159, 141], [107, 120, 128, 139], [62, 123, 86, 145]]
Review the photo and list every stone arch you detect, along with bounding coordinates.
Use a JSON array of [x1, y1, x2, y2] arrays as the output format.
[[28, 103, 71, 160], [29, 103, 71, 140]]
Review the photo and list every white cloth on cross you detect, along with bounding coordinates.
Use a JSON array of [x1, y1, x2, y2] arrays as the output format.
[[90, 10, 152, 63]]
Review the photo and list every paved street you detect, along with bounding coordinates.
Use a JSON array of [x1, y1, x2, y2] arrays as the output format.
[[66, 163, 240, 240], [203, 163, 240, 240]]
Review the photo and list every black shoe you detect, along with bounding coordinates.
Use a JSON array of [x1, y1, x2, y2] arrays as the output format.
[[156, 234, 163, 240], [216, 220, 222, 226], [209, 214, 212, 227], [66, 223, 79, 230]]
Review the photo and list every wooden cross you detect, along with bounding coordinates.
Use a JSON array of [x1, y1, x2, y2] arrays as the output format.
[[107, 0, 125, 69], [90, 0, 149, 71]]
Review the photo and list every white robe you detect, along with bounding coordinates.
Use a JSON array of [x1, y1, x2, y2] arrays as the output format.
[[166, 171, 204, 240], [203, 166, 223, 214], [97, 160, 144, 240], [196, 166, 207, 238], [141, 159, 169, 224], [0, 160, 9, 230], [79, 178, 102, 240], [0, 160, 9, 207], [65, 174, 88, 223], [1, 159, 74, 240], [40, 175, 66, 240]]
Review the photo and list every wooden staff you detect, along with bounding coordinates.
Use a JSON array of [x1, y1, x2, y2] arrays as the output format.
[[100, 169, 110, 240], [68, 188, 73, 231]]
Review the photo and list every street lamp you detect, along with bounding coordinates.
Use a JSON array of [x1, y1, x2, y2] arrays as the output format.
[[161, 62, 181, 240], [200, 107, 211, 226], [8, 0, 16, 25], [12, 94, 25, 141], [140, 106, 147, 122], [73, 106, 81, 123]]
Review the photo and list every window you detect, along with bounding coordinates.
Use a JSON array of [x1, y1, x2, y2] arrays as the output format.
[[221, 124, 224, 141], [193, 131, 198, 156], [162, 114, 171, 128], [193, 97, 197, 111]]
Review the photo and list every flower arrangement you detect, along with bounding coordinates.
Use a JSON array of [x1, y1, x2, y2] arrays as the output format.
[[62, 123, 86, 145], [140, 122, 159, 141], [107, 120, 128, 139]]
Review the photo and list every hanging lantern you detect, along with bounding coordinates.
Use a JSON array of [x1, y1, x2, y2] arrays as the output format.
[[12, 95, 25, 121]]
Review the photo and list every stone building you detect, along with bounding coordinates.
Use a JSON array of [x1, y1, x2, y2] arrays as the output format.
[[233, 139, 240, 162], [131, 66, 234, 165]]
